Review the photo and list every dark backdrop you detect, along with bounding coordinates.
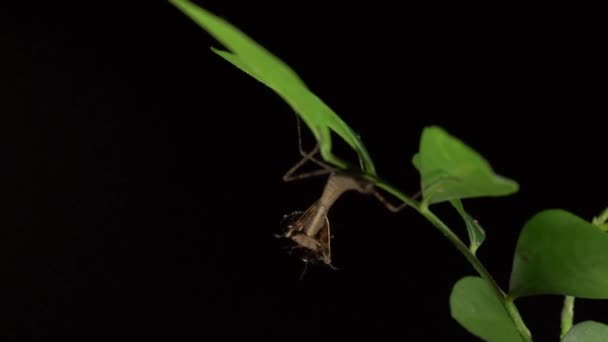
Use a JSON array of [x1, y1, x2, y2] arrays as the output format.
[[2, 1, 606, 341]]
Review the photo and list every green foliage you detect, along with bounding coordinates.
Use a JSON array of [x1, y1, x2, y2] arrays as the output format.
[[450, 277, 523, 342], [451, 199, 486, 255], [509, 209, 608, 299], [592, 207, 608, 232], [170, 2, 607, 340], [413, 126, 519, 206], [562, 321, 608, 342], [169, 0, 376, 175]]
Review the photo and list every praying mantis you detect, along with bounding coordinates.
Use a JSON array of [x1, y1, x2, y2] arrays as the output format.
[[276, 115, 417, 274]]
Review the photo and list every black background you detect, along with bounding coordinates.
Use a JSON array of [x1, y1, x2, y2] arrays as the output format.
[[2, 1, 607, 341]]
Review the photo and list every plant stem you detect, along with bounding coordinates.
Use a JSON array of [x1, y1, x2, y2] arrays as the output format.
[[505, 297, 532, 341], [422, 207, 532, 342], [373, 179, 532, 342], [560, 296, 575, 338]]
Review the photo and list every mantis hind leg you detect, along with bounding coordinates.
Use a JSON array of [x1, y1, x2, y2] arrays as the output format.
[[282, 143, 334, 182], [370, 189, 420, 213]]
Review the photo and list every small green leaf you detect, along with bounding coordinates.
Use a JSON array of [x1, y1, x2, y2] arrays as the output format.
[[414, 126, 519, 205], [169, 0, 375, 174], [412, 153, 421, 171], [562, 321, 608, 342], [592, 207, 608, 230], [450, 276, 523, 342], [451, 199, 486, 254], [509, 209, 608, 299]]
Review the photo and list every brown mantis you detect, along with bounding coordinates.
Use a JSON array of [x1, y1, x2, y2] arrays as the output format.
[[277, 115, 417, 274]]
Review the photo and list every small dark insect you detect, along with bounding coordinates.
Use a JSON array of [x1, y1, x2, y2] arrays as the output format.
[[279, 206, 333, 268]]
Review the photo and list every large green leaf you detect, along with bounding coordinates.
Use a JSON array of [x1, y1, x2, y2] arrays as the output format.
[[450, 276, 523, 342], [169, 0, 376, 174], [509, 209, 608, 299], [413, 126, 519, 205], [414, 152, 486, 252], [562, 321, 608, 342]]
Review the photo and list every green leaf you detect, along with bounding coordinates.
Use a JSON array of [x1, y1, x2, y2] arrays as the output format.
[[412, 153, 421, 171], [169, 0, 376, 175], [509, 209, 608, 299], [562, 321, 608, 342], [592, 207, 608, 224], [592, 207, 608, 231], [414, 126, 519, 205], [415, 150, 491, 255], [450, 276, 523, 342], [451, 199, 486, 254]]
